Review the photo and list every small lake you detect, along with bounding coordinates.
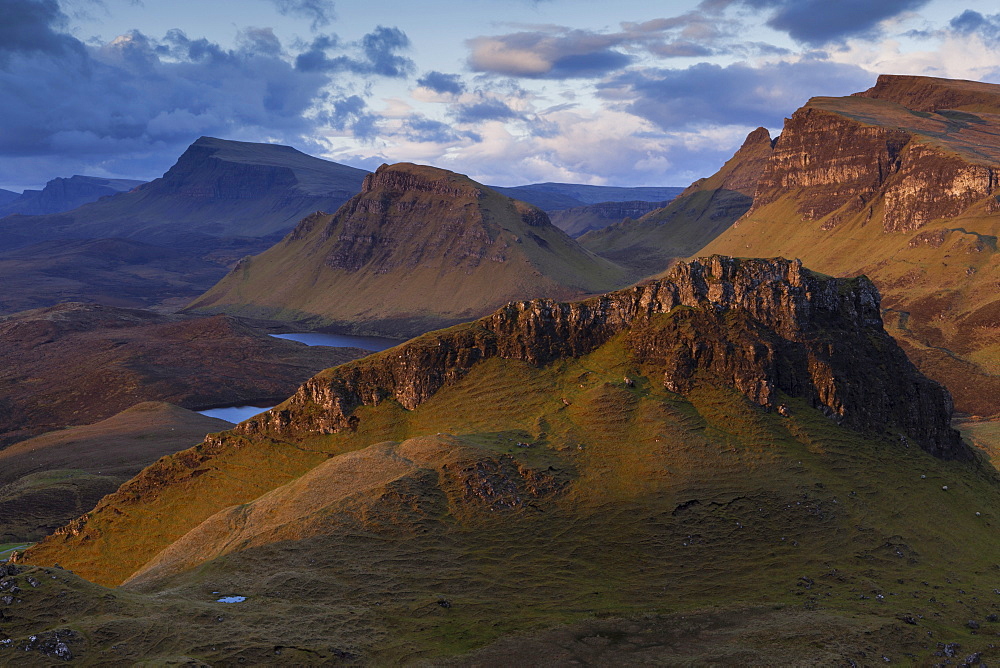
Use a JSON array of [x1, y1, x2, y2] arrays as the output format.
[[271, 332, 401, 351], [198, 405, 276, 423]]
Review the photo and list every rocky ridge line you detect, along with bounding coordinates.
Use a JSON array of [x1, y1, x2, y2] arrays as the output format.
[[237, 256, 966, 460]]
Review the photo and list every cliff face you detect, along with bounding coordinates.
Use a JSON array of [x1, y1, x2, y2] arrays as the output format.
[[238, 256, 965, 461], [186, 163, 631, 338], [749, 96, 1000, 233], [703, 75, 1000, 417], [580, 127, 774, 275]]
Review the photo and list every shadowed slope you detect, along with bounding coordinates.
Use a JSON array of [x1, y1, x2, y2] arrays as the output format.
[[0, 403, 232, 542]]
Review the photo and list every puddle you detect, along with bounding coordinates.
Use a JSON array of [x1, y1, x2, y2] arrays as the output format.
[[216, 596, 247, 603]]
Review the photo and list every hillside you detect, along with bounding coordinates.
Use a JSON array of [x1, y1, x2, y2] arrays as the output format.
[[0, 403, 232, 542], [702, 75, 1000, 417], [13, 257, 1000, 664], [187, 162, 634, 337], [0, 137, 369, 249], [0, 175, 145, 218], [0, 303, 365, 446], [580, 127, 774, 275]]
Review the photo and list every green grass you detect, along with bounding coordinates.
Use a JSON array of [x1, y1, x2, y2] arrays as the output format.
[[0, 542, 32, 560]]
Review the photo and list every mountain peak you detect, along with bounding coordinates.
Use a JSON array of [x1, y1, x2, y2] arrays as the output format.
[[361, 162, 482, 198], [853, 73, 1000, 112]]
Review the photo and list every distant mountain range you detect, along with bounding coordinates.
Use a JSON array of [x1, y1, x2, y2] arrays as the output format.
[[0, 175, 145, 218], [492, 182, 683, 211], [0, 137, 370, 249]]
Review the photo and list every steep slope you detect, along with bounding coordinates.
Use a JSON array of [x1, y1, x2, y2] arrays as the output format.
[[187, 163, 633, 337], [703, 75, 1000, 417], [0, 403, 232, 542], [549, 199, 673, 237], [14, 257, 997, 665], [0, 137, 368, 249], [491, 182, 683, 210], [580, 127, 774, 275], [0, 303, 365, 446], [0, 175, 144, 217]]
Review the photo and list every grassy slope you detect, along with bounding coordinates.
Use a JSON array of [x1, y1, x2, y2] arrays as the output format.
[[189, 167, 632, 337], [16, 321, 1000, 664]]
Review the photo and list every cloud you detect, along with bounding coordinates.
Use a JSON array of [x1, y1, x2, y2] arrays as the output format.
[[0, 0, 84, 63], [721, 0, 931, 45], [949, 10, 1000, 42], [0, 5, 404, 187], [268, 0, 335, 31], [296, 25, 414, 77], [416, 70, 466, 95], [453, 98, 521, 124], [599, 59, 874, 130], [465, 13, 742, 79]]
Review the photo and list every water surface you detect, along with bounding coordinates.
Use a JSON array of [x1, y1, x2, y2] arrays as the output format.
[[197, 405, 276, 423], [271, 332, 401, 351]]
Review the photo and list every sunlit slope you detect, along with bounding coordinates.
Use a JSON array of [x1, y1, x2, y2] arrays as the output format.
[[187, 163, 632, 337], [703, 75, 1000, 416]]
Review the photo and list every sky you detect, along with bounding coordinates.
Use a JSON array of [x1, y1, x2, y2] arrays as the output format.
[[2, 0, 1000, 191]]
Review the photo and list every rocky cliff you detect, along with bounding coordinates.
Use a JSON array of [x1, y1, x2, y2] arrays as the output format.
[[580, 127, 774, 274], [703, 75, 1000, 417], [237, 256, 964, 460], [186, 162, 632, 337]]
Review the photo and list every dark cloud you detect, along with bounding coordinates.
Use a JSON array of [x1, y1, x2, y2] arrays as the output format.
[[0, 0, 84, 63], [599, 60, 874, 130], [721, 0, 930, 45], [296, 26, 414, 77], [949, 10, 1000, 41], [417, 70, 466, 95], [453, 98, 521, 124], [269, 0, 335, 31]]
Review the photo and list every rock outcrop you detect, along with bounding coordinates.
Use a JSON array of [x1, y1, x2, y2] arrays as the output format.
[[239, 256, 966, 460], [186, 162, 632, 338]]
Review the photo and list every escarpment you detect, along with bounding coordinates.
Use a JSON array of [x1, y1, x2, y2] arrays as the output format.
[[239, 256, 966, 460], [749, 75, 1000, 233]]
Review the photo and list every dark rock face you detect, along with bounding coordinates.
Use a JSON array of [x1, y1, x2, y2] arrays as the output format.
[[239, 256, 967, 461], [549, 200, 672, 237]]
